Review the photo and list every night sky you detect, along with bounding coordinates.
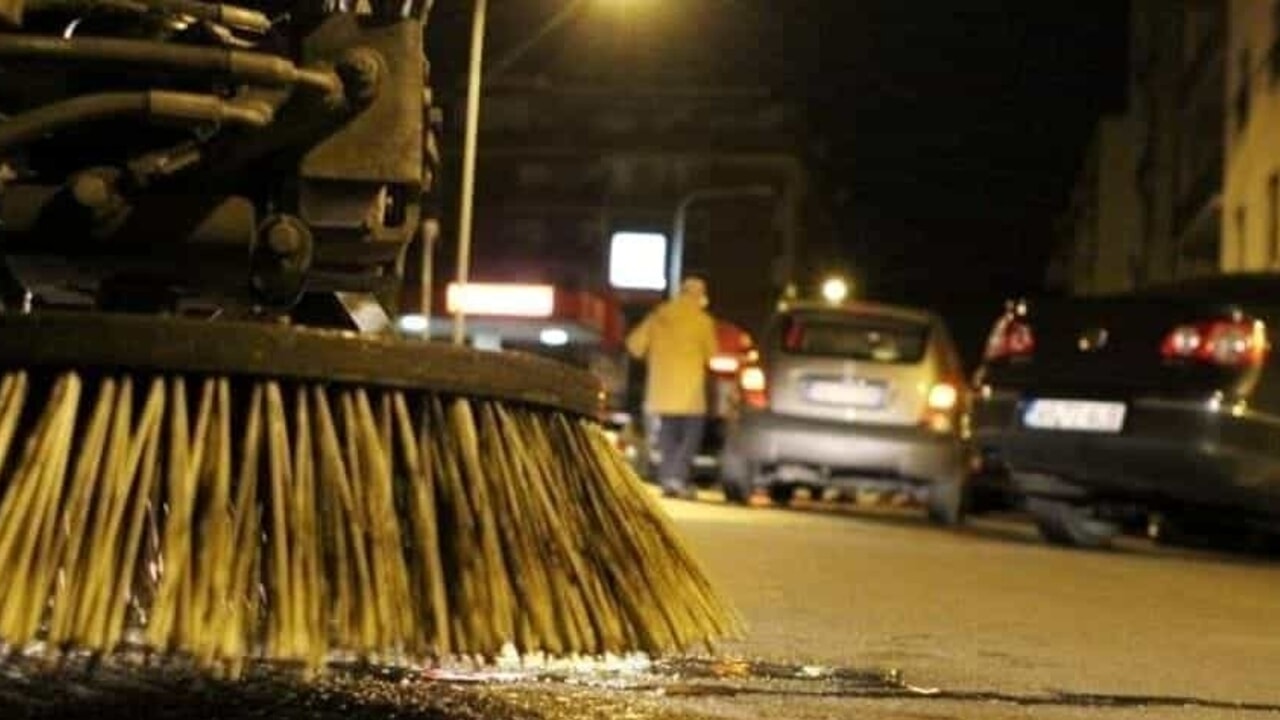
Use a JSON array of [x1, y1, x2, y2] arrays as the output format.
[[427, 0, 1129, 314]]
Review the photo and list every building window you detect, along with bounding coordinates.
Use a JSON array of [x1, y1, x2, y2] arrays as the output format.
[[1271, 174, 1280, 266], [1237, 205, 1248, 271], [1237, 48, 1252, 131]]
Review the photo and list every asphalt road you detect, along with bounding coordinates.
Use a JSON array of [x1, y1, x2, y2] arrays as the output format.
[[652, 493, 1280, 718], [5, 493, 1280, 719]]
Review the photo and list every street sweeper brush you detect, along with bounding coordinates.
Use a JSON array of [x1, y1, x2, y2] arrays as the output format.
[[0, 311, 741, 676], [0, 0, 741, 677]]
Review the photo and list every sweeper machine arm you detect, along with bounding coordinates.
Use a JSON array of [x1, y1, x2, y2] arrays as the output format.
[[0, 0, 434, 326], [0, 0, 738, 675]]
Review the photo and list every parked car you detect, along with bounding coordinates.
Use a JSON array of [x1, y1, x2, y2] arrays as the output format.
[[968, 273, 1280, 549], [718, 298, 969, 524]]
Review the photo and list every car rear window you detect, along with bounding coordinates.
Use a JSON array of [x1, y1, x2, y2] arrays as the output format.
[[780, 314, 930, 364]]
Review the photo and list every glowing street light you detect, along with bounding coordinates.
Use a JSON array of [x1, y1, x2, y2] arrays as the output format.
[[821, 276, 850, 305], [454, 0, 652, 345]]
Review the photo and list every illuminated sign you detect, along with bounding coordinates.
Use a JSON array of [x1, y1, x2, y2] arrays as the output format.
[[445, 283, 555, 317], [608, 231, 668, 291]]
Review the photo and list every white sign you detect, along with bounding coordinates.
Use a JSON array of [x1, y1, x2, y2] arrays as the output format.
[[609, 232, 668, 291], [1023, 399, 1126, 433], [445, 283, 555, 317]]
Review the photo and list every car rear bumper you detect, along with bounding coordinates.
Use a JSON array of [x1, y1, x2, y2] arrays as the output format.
[[970, 390, 1280, 515], [723, 409, 964, 485]]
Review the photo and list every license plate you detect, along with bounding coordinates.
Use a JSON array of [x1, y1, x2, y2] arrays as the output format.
[[1023, 399, 1126, 433], [805, 380, 886, 408]]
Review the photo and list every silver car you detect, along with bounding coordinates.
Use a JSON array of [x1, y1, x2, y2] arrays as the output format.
[[718, 299, 968, 524]]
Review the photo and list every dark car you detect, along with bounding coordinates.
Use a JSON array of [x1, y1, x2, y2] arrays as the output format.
[[718, 298, 969, 523], [968, 273, 1280, 548]]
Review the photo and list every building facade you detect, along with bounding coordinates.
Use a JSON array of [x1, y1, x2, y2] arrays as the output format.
[[1054, 0, 1226, 295], [1133, 0, 1225, 287], [1049, 115, 1142, 296], [1223, 0, 1280, 272]]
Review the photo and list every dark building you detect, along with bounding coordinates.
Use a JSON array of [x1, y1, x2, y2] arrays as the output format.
[[411, 77, 832, 340], [1130, 0, 1225, 285]]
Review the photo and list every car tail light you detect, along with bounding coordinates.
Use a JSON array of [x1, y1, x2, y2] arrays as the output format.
[[739, 365, 768, 409], [922, 381, 960, 433], [709, 354, 741, 375], [927, 382, 958, 411], [1160, 317, 1270, 367], [983, 314, 1035, 361]]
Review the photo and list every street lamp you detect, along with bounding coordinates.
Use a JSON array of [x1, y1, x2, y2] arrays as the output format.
[[821, 276, 850, 305], [670, 185, 775, 298], [452, 0, 642, 346]]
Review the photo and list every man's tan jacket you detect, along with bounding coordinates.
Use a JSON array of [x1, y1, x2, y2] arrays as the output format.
[[625, 295, 719, 415]]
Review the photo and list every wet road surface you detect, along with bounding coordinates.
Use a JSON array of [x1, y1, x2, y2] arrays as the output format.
[[4, 492, 1280, 718]]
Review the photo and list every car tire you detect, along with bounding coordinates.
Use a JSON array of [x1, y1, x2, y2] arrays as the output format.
[[767, 483, 796, 507], [1026, 498, 1120, 549], [926, 475, 967, 526], [722, 474, 753, 505]]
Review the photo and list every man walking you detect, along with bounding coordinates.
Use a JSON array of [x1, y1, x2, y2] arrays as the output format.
[[625, 276, 720, 499]]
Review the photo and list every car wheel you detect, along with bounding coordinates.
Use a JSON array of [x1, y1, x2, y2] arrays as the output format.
[[1026, 498, 1119, 549], [722, 474, 753, 505], [767, 483, 796, 507], [926, 475, 967, 526]]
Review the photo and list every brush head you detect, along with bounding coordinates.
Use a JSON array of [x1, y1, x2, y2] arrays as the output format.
[[0, 311, 741, 675], [0, 311, 604, 418]]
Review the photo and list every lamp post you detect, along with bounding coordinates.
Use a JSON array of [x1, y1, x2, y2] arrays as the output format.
[[451, 0, 488, 346], [451, 0, 636, 345], [670, 185, 775, 297]]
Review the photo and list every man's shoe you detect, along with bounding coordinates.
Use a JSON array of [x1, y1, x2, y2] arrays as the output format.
[[661, 480, 696, 500]]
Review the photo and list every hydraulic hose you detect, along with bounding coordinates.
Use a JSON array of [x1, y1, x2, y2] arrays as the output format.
[[0, 34, 341, 94], [0, 90, 273, 152], [16, 0, 268, 32], [138, 0, 271, 33]]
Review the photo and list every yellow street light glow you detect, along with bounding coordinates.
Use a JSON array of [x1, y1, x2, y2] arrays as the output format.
[[446, 282, 555, 317]]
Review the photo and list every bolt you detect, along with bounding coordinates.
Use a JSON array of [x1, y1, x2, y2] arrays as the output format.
[[338, 48, 382, 106], [266, 220, 304, 256], [70, 171, 115, 210]]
